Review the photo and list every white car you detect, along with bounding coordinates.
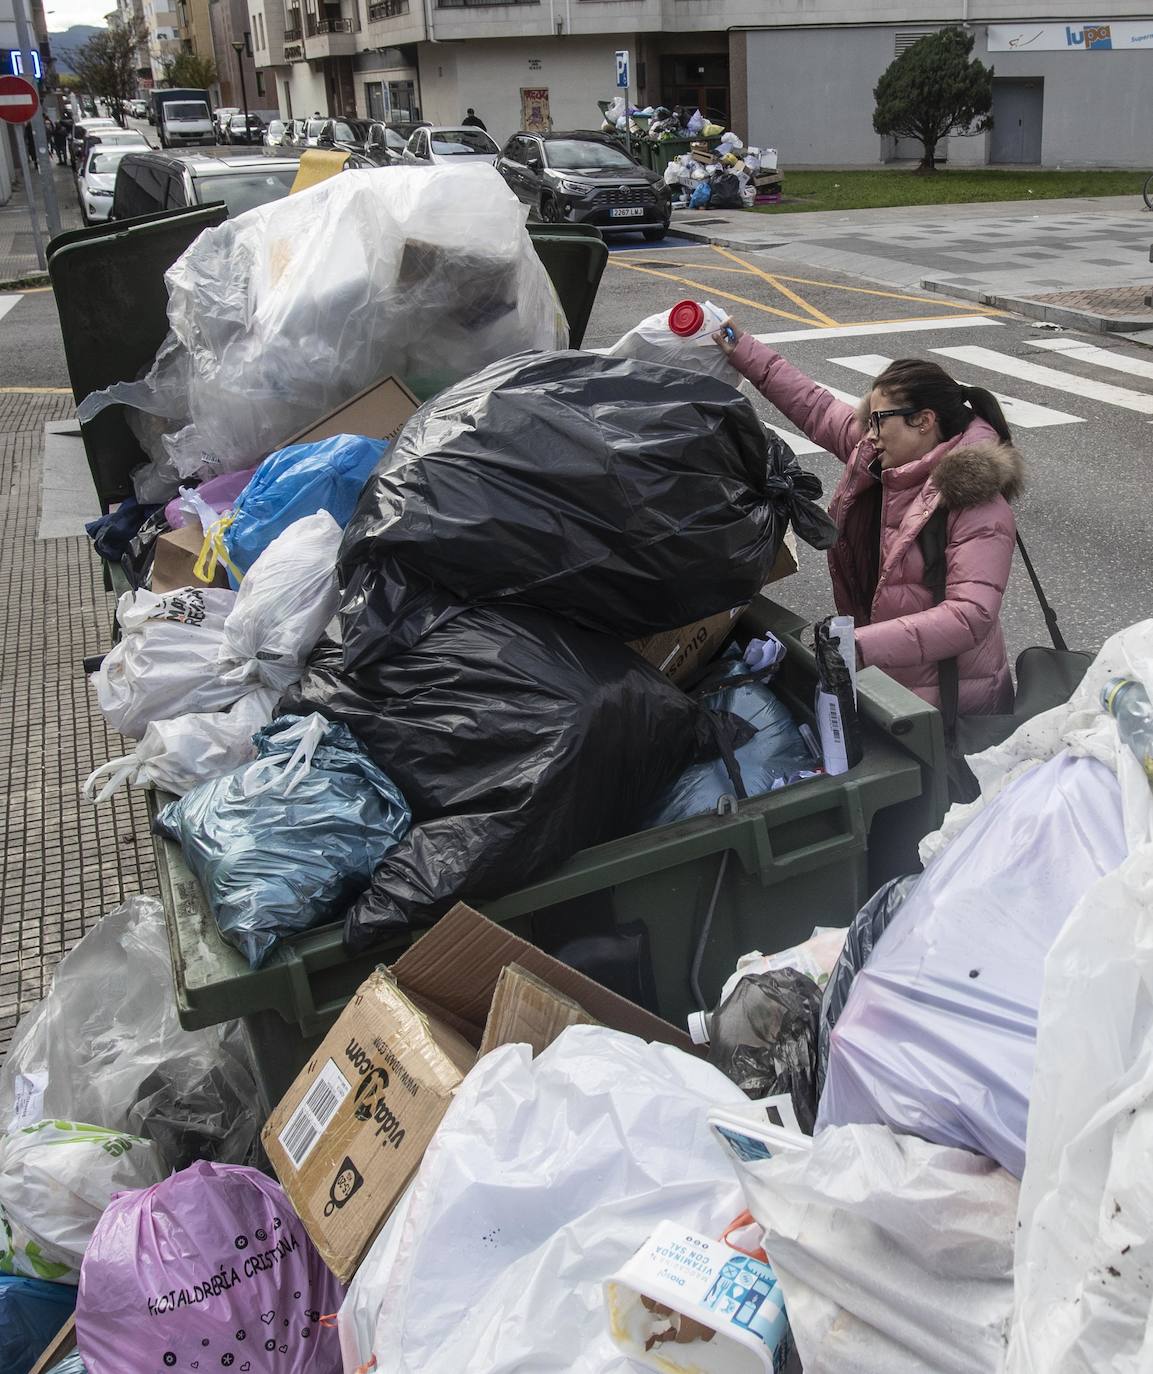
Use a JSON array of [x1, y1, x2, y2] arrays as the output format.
[[402, 125, 500, 167], [77, 144, 141, 223]]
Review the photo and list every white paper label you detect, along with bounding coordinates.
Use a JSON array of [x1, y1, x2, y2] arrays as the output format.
[[277, 1058, 352, 1169], [816, 688, 850, 775], [9, 1071, 48, 1130]]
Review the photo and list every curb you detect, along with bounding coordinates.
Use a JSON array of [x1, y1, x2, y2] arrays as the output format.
[[0, 272, 50, 292], [920, 278, 1153, 335]]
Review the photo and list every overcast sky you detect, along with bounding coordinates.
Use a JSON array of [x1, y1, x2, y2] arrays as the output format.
[[46, 0, 112, 32]]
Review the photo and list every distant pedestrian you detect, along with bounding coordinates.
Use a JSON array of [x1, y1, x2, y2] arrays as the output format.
[[52, 118, 69, 165], [23, 123, 37, 169], [461, 108, 487, 131]]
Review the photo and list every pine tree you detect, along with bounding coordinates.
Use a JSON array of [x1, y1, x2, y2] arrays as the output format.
[[873, 27, 994, 173]]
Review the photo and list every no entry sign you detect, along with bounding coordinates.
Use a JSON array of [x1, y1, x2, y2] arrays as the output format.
[[0, 74, 39, 125]]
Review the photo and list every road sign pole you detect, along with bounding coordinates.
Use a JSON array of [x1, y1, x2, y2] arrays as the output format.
[[13, 127, 46, 270], [10, 0, 62, 242]]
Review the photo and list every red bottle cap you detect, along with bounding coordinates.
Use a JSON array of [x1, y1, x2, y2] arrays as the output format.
[[668, 299, 704, 337]]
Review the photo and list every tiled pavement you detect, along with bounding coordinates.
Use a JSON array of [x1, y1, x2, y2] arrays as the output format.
[[0, 390, 159, 1054], [1027, 284, 1153, 322], [0, 160, 83, 284]]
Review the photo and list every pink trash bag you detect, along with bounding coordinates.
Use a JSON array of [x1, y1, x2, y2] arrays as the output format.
[[76, 1161, 344, 1374]]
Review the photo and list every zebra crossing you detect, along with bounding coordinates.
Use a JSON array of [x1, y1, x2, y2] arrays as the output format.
[[756, 328, 1153, 455]]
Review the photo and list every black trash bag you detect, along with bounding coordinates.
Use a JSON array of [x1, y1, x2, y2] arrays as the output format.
[[337, 350, 836, 669], [817, 873, 920, 1095], [705, 968, 823, 1134], [709, 172, 744, 210], [280, 605, 722, 949]]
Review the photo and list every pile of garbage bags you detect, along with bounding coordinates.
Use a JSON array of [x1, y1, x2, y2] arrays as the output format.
[[77, 166, 566, 502]]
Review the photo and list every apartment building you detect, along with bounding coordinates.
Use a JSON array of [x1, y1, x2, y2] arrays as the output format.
[[246, 0, 1153, 165]]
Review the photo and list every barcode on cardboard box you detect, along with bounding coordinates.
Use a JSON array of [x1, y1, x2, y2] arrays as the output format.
[[277, 1058, 352, 1169]]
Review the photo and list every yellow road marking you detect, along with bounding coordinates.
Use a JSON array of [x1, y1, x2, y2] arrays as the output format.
[[757, 270, 1007, 313], [0, 286, 51, 294], [608, 258, 817, 326], [710, 245, 839, 327], [0, 386, 72, 394]]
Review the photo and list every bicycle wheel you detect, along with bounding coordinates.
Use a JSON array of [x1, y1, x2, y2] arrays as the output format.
[[1143, 172, 1153, 210]]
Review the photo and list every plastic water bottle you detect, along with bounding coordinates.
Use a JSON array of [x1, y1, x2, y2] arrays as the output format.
[[1102, 676, 1153, 780]]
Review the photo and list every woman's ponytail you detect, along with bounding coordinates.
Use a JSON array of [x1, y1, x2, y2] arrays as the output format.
[[961, 384, 1012, 444]]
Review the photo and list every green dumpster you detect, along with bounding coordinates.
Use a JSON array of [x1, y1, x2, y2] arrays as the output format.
[[526, 224, 608, 348], [155, 596, 947, 1104]]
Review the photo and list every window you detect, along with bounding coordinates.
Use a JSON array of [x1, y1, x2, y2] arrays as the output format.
[[542, 138, 634, 171], [258, 12, 266, 45], [193, 167, 297, 213], [386, 79, 419, 120], [164, 172, 188, 208], [365, 80, 384, 119], [255, 70, 265, 96], [430, 128, 498, 155], [438, 0, 538, 7]]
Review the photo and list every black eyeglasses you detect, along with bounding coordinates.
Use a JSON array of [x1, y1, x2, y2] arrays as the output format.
[[867, 407, 918, 436]]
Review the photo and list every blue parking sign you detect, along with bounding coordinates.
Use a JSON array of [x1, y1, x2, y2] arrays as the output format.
[[615, 49, 629, 89]]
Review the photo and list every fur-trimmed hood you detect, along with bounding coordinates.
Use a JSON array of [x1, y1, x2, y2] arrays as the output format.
[[934, 440, 1024, 510]]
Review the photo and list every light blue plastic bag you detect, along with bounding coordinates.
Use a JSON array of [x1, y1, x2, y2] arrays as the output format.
[[646, 656, 813, 827], [0, 1274, 77, 1374], [222, 433, 387, 584], [156, 714, 411, 968]]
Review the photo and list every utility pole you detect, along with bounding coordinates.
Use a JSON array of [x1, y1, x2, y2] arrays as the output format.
[[231, 39, 249, 131], [11, 0, 62, 241]]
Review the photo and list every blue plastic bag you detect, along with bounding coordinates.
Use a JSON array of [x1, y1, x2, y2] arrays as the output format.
[[645, 658, 813, 826], [689, 182, 712, 209], [222, 433, 387, 583], [0, 1274, 77, 1374], [156, 714, 411, 968]]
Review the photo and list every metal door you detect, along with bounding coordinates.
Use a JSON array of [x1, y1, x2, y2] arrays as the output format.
[[990, 79, 1043, 164]]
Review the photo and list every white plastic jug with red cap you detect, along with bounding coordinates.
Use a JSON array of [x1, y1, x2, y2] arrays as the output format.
[[607, 298, 736, 380]]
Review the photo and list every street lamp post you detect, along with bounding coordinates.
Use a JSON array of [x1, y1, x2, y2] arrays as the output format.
[[230, 39, 249, 133]]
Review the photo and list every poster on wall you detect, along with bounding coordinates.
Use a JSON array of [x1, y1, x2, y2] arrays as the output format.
[[988, 20, 1153, 51], [520, 87, 551, 132]]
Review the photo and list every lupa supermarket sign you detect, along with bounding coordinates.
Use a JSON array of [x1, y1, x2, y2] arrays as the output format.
[[988, 21, 1153, 51]]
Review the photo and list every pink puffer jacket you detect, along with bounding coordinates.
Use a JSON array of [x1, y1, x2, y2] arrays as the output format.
[[732, 336, 1024, 714]]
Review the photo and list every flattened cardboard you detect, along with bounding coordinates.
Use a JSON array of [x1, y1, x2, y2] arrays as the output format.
[[263, 905, 690, 1282], [151, 523, 229, 594], [283, 374, 420, 451], [628, 539, 797, 684], [477, 963, 598, 1059]]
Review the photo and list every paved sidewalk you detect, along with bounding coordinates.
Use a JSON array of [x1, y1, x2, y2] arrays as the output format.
[[0, 159, 84, 285], [0, 391, 158, 1054], [672, 195, 1153, 333]]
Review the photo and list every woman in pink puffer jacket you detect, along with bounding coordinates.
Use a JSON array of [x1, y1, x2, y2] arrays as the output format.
[[717, 325, 1024, 714]]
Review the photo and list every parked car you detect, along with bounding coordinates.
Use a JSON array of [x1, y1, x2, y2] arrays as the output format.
[[496, 130, 672, 240], [225, 113, 265, 146], [264, 118, 289, 149], [282, 118, 310, 148], [402, 125, 500, 167], [111, 152, 299, 219], [76, 144, 140, 224], [129, 99, 149, 119], [79, 128, 149, 170], [316, 117, 371, 156], [359, 122, 408, 167], [387, 119, 429, 140], [70, 118, 117, 170], [214, 107, 239, 141]]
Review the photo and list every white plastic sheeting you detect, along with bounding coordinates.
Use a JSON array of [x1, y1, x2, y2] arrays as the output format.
[[338, 1026, 747, 1374]]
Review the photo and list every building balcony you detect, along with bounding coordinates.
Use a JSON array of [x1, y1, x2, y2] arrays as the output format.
[[283, 24, 302, 37], [284, 37, 306, 58], [303, 13, 359, 55], [368, 0, 408, 17]]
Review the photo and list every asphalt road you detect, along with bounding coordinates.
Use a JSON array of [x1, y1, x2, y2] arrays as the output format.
[[2, 219, 1149, 663]]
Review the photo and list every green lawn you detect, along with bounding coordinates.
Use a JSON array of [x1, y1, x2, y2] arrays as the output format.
[[754, 168, 1144, 214]]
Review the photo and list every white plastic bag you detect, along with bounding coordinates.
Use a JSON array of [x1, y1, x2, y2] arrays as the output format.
[[91, 586, 241, 738], [216, 511, 342, 690], [0, 1121, 166, 1284], [820, 750, 1128, 1177], [338, 1026, 747, 1374], [81, 686, 278, 800], [686, 108, 705, 135], [719, 926, 848, 1005], [0, 897, 264, 1173], [78, 167, 567, 484], [731, 1122, 1017, 1374]]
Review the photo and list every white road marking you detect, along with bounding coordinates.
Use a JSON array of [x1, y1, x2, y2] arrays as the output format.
[[1032, 336, 1153, 383], [752, 315, 1003, 345], [764, 422, 825, 456], [828, 352, 1085, 429], [0, 295, 23, 323], [931, 345, 1153, 417]]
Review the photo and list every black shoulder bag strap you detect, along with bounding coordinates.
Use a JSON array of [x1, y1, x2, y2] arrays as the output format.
[[1013, 531, 1069, 653]]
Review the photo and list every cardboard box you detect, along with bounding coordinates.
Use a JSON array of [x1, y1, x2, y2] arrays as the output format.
[[150, 522, 230, 594], [629, 538, 797, 685], [283, 374, 420, 450], [262, 904, 689, 1282]]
